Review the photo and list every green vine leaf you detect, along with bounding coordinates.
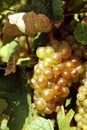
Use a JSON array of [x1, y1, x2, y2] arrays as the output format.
[[28, 117, 54, 130], [57, 109, 76, 130], [0, 70, 29, 130], [74, 22, 87, 45], [52, 0, 63, 22]]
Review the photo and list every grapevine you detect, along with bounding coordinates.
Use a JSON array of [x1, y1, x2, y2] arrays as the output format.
[[0, 0, 87, 130]]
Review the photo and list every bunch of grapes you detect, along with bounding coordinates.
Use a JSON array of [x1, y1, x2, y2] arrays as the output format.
[[30, 42, 84, 114], [74, 62, 87, 130]]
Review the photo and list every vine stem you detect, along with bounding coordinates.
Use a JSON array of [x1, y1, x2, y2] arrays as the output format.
[[26, 35, 31, 55], [64, 10, 87, 17], [48, 30, 55, 41]]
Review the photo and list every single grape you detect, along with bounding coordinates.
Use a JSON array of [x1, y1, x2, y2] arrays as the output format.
[[74, 113, 83, 122], [76, 65, 84, 74], [82, 99, 87, 108], [62, 69, 71, 79], [65, 61, 74, 70], [70, 56, 80, 67], [78, 107, 85, 115], [52, 52, 62, 64], [71, 68, 79, 78], [61, 87, 70, 97], [34, 68, 42, 77], [43, 57, 53, 68], [43, 67, 54, 79], [36, 47, 46, 59], [35, 98, 46, 110], [36, 75, 47, 87], [45, 46, 54, 57], [52, 84, 62, 95], [59, 44, 72, 58], [41, 89, 54, 101], [77, 92, 85, 102], [53, 64, 64, 75], [57, 77, 67, 87]]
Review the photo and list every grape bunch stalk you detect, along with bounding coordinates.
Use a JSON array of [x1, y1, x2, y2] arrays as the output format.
[[30, 41, 84, 114]]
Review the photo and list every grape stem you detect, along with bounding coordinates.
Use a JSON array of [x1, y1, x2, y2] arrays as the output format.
[[48, 30, 54, 41], [64, 10, 87, 17], [26, 35, 31, 55]]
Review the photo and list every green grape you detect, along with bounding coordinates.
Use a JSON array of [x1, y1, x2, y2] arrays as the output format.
[[34, 68, 42, 77], [76, 65, 84, 74], [34, 98, 46, 111], [78, 107, 85, 115], [45, 46, 55, 57], [77, 92, 85, 102], [52, 52, 62, 64], [36, 46, 46, 59], [77, 121, 83, 129], [43, 57, 53, 68], [82, 99, 87, 108], [74, 113, 83, 122], [41, 89, 54, 101]]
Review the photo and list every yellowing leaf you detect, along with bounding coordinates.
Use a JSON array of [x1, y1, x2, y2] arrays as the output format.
[[57, 109, 76, 130], [28, 117, 54, 130], [0, 41, 18, 62]]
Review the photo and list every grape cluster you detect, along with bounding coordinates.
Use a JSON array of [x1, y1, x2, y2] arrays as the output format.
[[30, 43, 84, 114], [74, 80, 87, 130]]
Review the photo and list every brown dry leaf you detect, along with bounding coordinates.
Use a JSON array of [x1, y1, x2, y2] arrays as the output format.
[[3, 23, 23, 44], [23, 11, 53, 35]]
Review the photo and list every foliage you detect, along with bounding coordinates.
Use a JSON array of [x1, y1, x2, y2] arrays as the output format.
[[0, 0, 87, 130], [57, 109, 76, 130]]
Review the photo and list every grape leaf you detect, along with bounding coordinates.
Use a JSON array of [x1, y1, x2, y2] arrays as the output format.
[[57, 109, 76, 130], [3, 23, 23, 44], [52, 0, 63, 22], [0, 41, 18, 62], [0, 70, 29, 130], [27, 117, 54, 130], [74, 22, 87, 45]]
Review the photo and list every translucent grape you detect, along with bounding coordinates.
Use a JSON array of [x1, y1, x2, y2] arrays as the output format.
[[59, 44, 72, 58], [62, 69, 71, 79], [45, 46, 54, 57], [41, 89, 54, 101], [52, 52, 62, 64], [36, 75, 47, 87], [53, 64, 64, 75], [52, 84, 62, 95], [36, 47, 46, 59], [57, 77, 67, 87], [43, 67, 54, 79], [35, 98, 46, 110]]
